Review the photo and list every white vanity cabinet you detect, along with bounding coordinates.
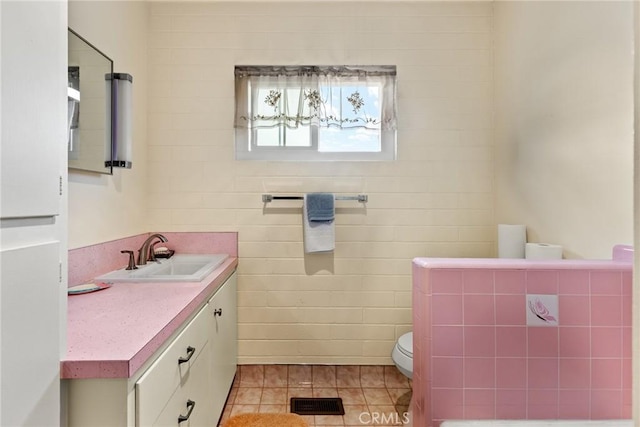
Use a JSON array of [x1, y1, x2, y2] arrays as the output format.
[[208, 272, 238, 420], [136, 303, 212, 426], [65, 271, 237, 427]]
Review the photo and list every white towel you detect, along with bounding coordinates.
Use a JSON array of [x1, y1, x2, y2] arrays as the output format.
[[303, 194, 335, 253]]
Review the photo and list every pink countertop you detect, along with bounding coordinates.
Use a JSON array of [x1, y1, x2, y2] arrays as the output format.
[[62, 257, 238, 380]]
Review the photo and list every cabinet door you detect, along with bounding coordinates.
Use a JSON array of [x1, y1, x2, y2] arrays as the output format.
[[153, 343, 212, 427], [1, 242, 60, 426], [208, 272, 237, 420], [136, 305, 210, 426], [1, 1, 64, 218]]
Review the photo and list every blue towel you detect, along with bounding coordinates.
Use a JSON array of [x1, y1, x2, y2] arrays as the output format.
[[306, 193, 335, 222]]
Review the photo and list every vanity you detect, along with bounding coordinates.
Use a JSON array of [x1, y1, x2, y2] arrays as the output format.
[[62, 232, 238, 427]]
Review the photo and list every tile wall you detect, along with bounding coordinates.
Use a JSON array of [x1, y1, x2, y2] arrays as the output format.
[[146, 1, 494, 364], [412, 259, 633, 426]]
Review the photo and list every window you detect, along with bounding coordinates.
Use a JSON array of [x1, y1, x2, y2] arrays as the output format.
[[234, 66, 397, 161]]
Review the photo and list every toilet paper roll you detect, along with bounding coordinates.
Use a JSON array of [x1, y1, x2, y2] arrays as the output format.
[[498, 224, 527, 258], [525, 243, 563, 260]]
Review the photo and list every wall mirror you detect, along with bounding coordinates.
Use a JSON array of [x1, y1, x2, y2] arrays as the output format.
[[68, 28, 113, 174]]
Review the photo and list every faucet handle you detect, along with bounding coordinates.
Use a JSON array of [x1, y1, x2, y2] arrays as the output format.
[[120, 250, 138, 270]]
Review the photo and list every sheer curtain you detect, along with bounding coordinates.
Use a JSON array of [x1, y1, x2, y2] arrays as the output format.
[[234, 65, 397, 132]]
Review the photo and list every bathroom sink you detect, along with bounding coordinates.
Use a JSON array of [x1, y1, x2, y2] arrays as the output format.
[[95, 254, 229, 282]]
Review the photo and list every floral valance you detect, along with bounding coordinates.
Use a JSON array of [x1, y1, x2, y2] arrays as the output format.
[[234, 65, 397, 131]]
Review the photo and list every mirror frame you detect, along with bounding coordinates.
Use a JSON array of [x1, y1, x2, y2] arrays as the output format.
[[68, 28, 114, 175]]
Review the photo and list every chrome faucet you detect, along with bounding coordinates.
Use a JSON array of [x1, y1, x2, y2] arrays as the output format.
[[137, 233, 168, 265]]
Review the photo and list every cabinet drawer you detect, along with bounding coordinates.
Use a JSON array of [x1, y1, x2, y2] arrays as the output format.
[[152, 343, 212, 427], [136, 305, 209, 426]]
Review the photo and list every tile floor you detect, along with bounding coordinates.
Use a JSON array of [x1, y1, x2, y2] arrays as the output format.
[[218, 365, 412, 427]]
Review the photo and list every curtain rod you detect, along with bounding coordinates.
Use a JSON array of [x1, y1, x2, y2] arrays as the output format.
[[262, 194, 368, 203]]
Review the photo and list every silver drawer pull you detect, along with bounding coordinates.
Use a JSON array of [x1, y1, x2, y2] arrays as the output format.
[[178, 399, 195, 423], [214, 308, 222, 317], [178, 346, 195, 365]]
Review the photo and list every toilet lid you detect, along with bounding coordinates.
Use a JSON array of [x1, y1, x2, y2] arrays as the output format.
[[397, 332, 413, 357]]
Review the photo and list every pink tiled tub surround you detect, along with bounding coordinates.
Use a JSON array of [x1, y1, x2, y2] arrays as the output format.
[[68, 231, 238, 287], [412, 257, 632, 427]]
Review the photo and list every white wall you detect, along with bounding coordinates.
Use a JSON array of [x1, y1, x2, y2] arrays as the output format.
[[68, 1, 148, 249], [493, 1, 634, 259], [147, 1, 495, 364]]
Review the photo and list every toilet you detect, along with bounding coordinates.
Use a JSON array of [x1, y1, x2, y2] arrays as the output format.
[[391, 332, 413, 379]]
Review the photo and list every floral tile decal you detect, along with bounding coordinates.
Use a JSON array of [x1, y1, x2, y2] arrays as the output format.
[[526, 294, 559, 327]]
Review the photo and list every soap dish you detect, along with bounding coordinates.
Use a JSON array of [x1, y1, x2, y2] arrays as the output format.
[[154, 249, 175, 259], [68, 282, 111, 295]]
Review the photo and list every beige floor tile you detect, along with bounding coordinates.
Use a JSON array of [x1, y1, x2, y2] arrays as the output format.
[[362, 388, 393, 405], [314, 414, 344, 426], [360, 366, 386, 388], [239, 365, 264, 387], [258, 404, 287, 413], [235, 387, 262, 404], [229, 404, 260, 417], [264, 364, 288, 387], [312, 365, 337, 387], [312, 387, 339, 398], [384, 366, 410, 388], [289, 365, 313, 387], [342, 404, 369, 425], [261, 387, 288, 405], [336, 366, 361, 388], [337, 388, 367, 405]]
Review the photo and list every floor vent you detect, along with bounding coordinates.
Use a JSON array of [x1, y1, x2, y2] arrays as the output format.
[[290, 397, 345, 415]]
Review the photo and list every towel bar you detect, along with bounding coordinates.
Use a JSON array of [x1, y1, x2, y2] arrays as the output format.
[[262, 194, 368, 203]]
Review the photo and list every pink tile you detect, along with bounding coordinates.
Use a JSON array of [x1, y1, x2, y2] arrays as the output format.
[[467, 389, 500, 420], [526, 270, 558, 294], [622, 272, 632, 296], [496, 327, 526, 357], [591, 296, 622, 326], [559, 358, 591, 389], [494, 270, 526, 294], [432, 389, 463, 420], [495, 295, 526, 325], [558, 295, 590, 326], [622, 294, 632, 326], [464, 358, 495, 388], [527, 389, 558, 420], [528, 328, 558, 357], [463, 270, 494, 294], [558, 270, 590, 295], [432, 357, 463, 388], [464, 403, 495, 420], [623, 327, 632, 358], [431, 295, 463, 325], [431, 270, 463, 294], [592, 327, 622, 358], [591, 390, 622, 419], [559, 327, 590, 358], [527, 358, 558, 389], [464, 326, 495, 357], [623, 357, 632, 388], [590, 271, 622, 295], [496, 389, 526, 419], [464, 389, 495, 406], [496, 358, 526, 388], [558, 390, 590, 419], [591, 359, 622, 389], [432, 326, 463, 357], [463, 294, 494, 325]]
